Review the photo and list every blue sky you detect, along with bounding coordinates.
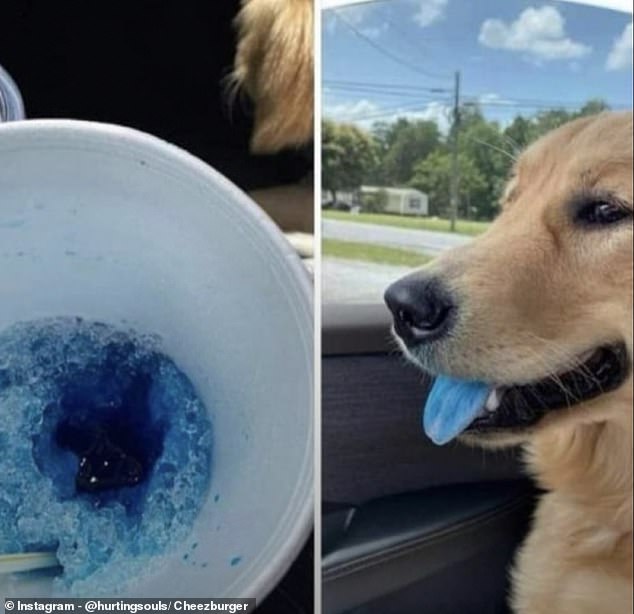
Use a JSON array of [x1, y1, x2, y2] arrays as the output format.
[[323, 0, 633, 131]]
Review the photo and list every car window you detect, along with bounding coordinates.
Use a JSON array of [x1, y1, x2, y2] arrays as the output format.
[[322, 0, 633, 304]]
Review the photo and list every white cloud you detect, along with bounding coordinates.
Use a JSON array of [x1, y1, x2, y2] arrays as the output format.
[[478, 92, 511, 105], [408, 101, 452, 133], [325, 4, 386, 38], [338, 4, 371, 26], [324, 99, 381, 123], [606, 22, 633, 71], [413, 0, 448, 28], [478, 6, 592, 62], [360, 23, 389, 39], [324, 98, 452, 133]]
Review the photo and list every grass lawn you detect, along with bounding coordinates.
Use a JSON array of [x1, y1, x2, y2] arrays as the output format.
[[323, 239, 433, 267], [323, 210, 490, 236]]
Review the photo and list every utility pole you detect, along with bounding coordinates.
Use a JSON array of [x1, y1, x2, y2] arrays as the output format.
[[449, 70, 461, 232]]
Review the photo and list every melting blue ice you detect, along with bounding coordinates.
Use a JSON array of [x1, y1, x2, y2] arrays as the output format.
[[0, 318, 212, 596]]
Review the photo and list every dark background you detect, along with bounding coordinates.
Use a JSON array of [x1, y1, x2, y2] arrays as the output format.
[[0, 0, 311, 192], [0, 2, 313, 611]]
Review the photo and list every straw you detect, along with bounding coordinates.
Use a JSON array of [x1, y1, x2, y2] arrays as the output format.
[[0, 552, 60, 574]]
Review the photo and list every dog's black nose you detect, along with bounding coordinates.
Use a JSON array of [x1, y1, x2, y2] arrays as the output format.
[[384, 275, 454, 345]]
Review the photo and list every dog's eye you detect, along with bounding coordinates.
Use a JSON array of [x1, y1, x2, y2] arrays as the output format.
[[576, 200, 631, 226]]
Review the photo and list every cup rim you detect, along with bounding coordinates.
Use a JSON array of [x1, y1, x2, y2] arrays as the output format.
[[0, 64, 25, 122], [0, 118, 314, 603]]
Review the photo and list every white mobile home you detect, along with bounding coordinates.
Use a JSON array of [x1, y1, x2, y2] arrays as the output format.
[[361, 186, 429, 216], [321, 190, 361, 210]]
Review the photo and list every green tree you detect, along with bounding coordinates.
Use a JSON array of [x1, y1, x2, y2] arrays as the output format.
[[409, 150, 487, 219], [325, 98, 612, 221], [362, 188, 389, 213], [504, 115, 537, 151], [578, 99, 610, 116], [322, 120, 378, 202], [373, 118, 442, 185], [461, 111, 514, 219], [533, 108, 576, 138], [504, 99, 611, 149]]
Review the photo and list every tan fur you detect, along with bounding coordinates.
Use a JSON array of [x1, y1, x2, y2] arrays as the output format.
[[232, 0, 314, 154], [408, 112, 633, 612]]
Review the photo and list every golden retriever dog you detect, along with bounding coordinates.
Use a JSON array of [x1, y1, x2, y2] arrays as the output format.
[[384, 111, 633, 613], [232, 0, 314, 154]]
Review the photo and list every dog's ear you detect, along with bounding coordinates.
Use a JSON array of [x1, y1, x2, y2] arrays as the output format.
[[231, 0, 314, 154]]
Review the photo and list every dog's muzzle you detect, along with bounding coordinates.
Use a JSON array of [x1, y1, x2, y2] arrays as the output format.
[[384, 273, 456, 347]]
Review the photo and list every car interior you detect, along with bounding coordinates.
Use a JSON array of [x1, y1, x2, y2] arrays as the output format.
[[319, 1, 632, 611], [322, 303, 538, 614], [1, 3, 312, 612]]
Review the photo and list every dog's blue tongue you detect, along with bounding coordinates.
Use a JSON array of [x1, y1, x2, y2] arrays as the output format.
[[423, 376, 491, 445]]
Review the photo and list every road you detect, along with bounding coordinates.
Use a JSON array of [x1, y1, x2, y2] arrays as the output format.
[[322, 258, 414, 304], [322, 219, 475, 303], [322, 218, 472, 255]]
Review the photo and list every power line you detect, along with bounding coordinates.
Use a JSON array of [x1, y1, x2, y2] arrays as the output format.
[[325, 86, 453, 100], [463, 96, 584, 107], [324, 99, 451, 122], [324, 103, 434, 122], [324, 96, 631, 122], [324, 80, 451, 94], [377, 10, 455, 68], [333, 10, 451, 83], [323, 89, 630, 124], [465, 99, 631, 111], [324, 79, 630, 110], [449, 71, 461, 232], [326, 86, 604, 108]]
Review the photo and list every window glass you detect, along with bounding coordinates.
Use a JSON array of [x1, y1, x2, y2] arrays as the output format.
[[322, 0, 633, 303]]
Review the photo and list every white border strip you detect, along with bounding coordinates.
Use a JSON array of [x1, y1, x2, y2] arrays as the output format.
[[313, 1, 324, 611], [320, 0, 632, 13]]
